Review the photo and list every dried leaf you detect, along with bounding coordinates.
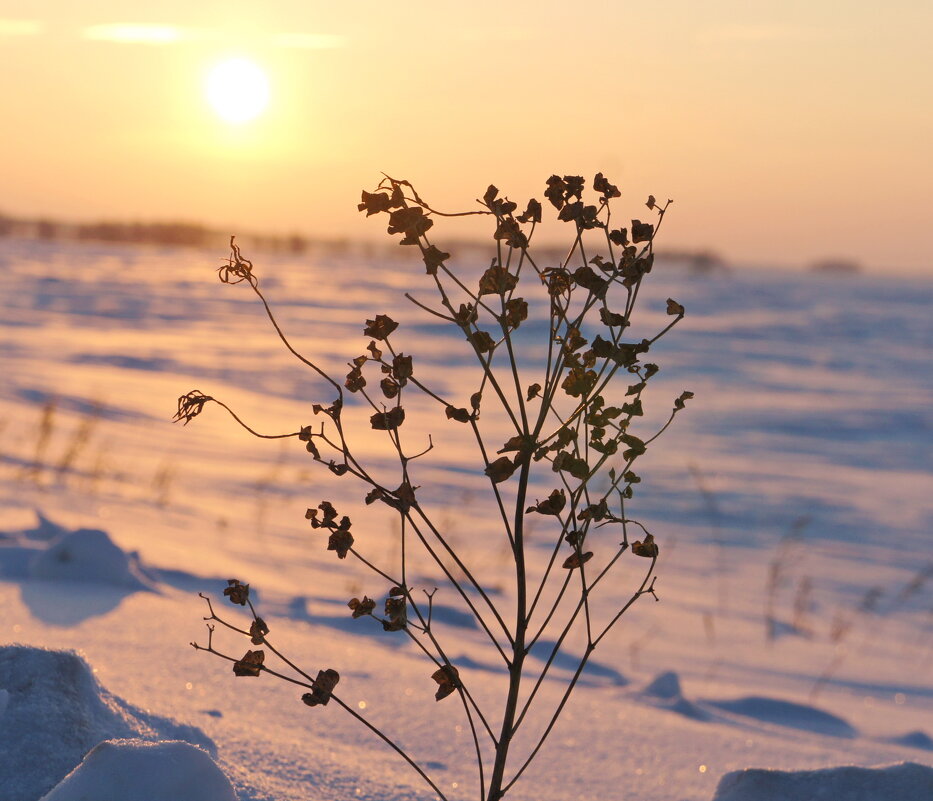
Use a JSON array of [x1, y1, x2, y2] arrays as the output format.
[[358, 191, 394, 216], [504, 297, 528, 329], [223, 579, 250, 606], [302, 668, 340, 706], [392, 354, 413, 382], [561, 367, 598, 398], [493, 218, 528, 248], [632, 533, 659, 558], [666, 298, 685, 316], [478, 262, 518, 296], [646, 194, 657, 210], [557, 201, 582, 224], [422, 244, 450, 275], [561, 327, 587, 355], [345, 365, 366, 393], [544, 175, 567, 209], [364, 314, 399, 340], [467, 330, 496, 353], [499, 434, 528, 453], [387, 207, 433, 244], [562, 551, 594, 570], [445, 405, 471, 423], [453, 303, 478, 325], [328, 530, 354, 559], [552, 451, 590, 480], [620, 433, 646, 460], [526, 488, 566, 516], [563, 175, 585, 198], [364, 487, 385, 505], [516, 198, 542, 224], [579, 498, 608, 521], [573, 266, 608, 298], [674, 390, 694, 411], [249, 618, 270, 645], [312, 400, 343, 421], [594, 172, 621, 199], [485, 456, 517, 484], [383, 596, 407, 631], [622, 398, 643, 417], [591, 336, 646, 368], [526, 383, 542, 400], [306, 501, 339, 527], [589, 437, 618, 456], [431, 664, 461, 701], [370, 407, 405, 431], [380, 377, 399, 399], [392, 481, 418, 512], [348, 596, 376, 618], [541, 267, 572, 297], [232, 649, 264, 677], [631, 220, 654, 243]]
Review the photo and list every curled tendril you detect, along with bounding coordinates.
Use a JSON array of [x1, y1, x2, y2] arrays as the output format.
[[218, 236, 257, 287], [173, 390, 213, 425]]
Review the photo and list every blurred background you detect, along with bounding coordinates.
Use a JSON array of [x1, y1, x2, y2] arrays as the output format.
[[1, 0, 932, 274]]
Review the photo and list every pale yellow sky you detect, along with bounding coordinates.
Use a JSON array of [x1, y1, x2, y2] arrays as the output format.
[[1, 1, 931, 272]]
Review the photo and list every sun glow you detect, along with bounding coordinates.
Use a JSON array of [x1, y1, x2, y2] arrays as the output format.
[[205, 58, 269, 124]]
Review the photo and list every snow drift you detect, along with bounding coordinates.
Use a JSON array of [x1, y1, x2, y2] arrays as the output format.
[[0, 646, 216, 801], [0, 513, 155, 590], [711, 761, 933, 801], [39, 739, 237, 801], [29, 527, 155, 589]]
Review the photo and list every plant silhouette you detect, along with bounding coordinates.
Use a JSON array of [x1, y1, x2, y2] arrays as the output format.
[[182, 173, 692, 801]]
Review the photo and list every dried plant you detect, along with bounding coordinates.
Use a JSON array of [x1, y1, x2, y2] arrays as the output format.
[[19, 399, 57, 485], [183, 173, 692, 801]]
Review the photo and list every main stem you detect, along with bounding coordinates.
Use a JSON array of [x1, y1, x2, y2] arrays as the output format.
[[486, 459, 530, 801]]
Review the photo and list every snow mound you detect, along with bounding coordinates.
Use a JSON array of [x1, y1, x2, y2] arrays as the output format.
[[0, 646, 215, 801], [39, 739, 237, 801], [24, 511, 70, 542], [29, 527, 155, 589], [711, 761, 933, 801], [889, 730, 933, 750], [708, 695, 857, 738], [644, 670, 682, 699], [640, 671, 709, 720]]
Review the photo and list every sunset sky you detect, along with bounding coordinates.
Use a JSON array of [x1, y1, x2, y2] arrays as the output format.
[[2, 1, 931, 272]]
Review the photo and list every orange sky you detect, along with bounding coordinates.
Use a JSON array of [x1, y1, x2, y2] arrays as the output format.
[[2, 1, 931, 273]]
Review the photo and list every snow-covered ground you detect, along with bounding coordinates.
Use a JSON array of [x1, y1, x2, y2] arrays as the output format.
[[1, 237, 930, 800]]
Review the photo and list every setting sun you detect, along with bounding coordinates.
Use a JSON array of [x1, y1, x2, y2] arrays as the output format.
[[205, 57, 269, 124]]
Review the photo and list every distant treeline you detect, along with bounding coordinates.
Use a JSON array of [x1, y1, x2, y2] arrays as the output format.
[[0, 213, 326, 254], [0, 211, 732, 270]]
